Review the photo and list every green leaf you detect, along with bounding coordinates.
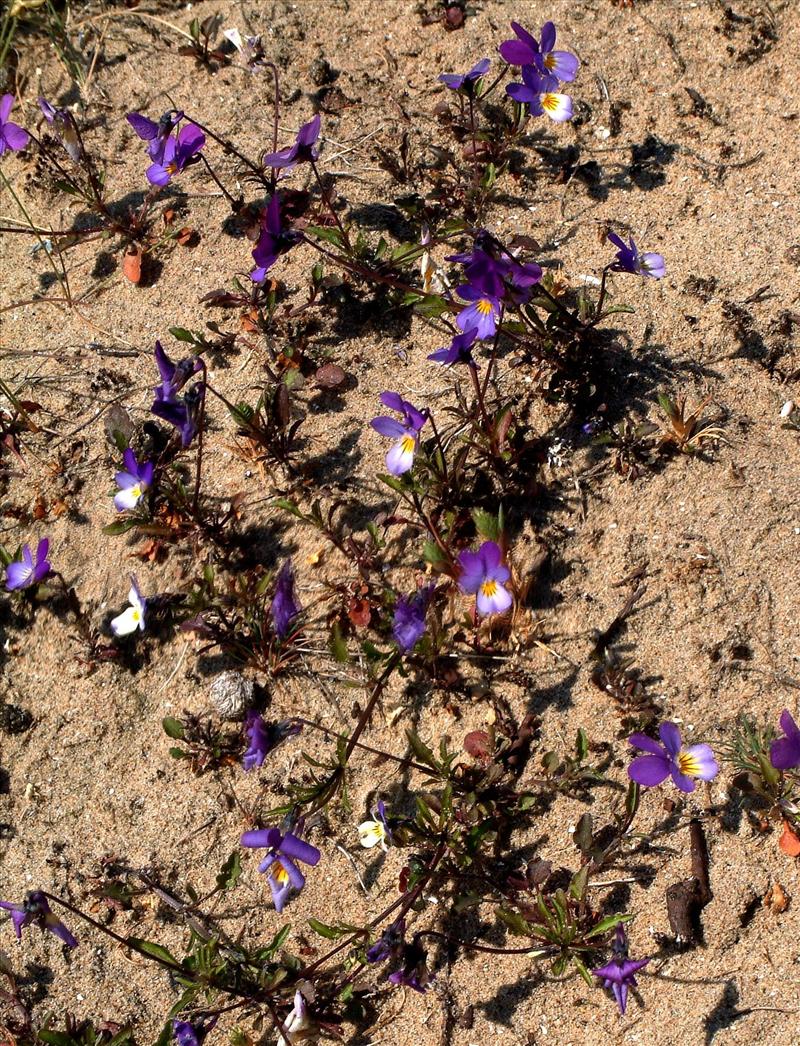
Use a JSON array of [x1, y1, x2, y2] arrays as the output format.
[[102, 518, 141, 536], [38, 1033, 76, 1046], [496, 908, 531, 936], [575, 727, 588, 762], [273, 497, 304, 519], [169, 326, 198, 344], [572, 955, 594, 987], [215, 850, 242, 892], [306, 225, 345, 248], [169, 747, 187, 759], [600, 304, 636, 316], [573, 813, 593, 853], [405, 729, 440, 771], [377, 472, 407, 494], [127, 937, 182, 968], [308, 918, 347, 940], [422, 539, 448, 569], [328, 621, 350, 663], [162, 717, 185, 740], [569, 865, 590, 902], [471, 507, 501, 543], [585, 912, 633, 939]]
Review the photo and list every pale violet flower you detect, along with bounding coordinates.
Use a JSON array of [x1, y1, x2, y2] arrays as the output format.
[[358, 801, 391, 851]]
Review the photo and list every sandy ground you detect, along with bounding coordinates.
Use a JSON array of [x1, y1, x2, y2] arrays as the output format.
[[2, 1, 800, 1044]]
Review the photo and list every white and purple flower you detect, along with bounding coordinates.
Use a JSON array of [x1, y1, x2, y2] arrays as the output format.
[[628, 722, 718, 793], [370, 392, 428, 476], [458, 540, 513, 616], [607, 231, 665, 279], [110, 576, 147, 637], [114, 449, 153, 512]]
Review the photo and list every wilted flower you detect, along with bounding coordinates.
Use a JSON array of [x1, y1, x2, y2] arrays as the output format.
[[271, 560, 301, 638], [250, 193, 301, 283], [387, 937, 431, 993], [592, 924, 649, 1015], [240, 827, 321, 913], [38, 98, 82, 161], [507, 66, 573, 122], [0, 891, 77, 948], [428, 326, 478, 367], [455, 284, 502, 340], [770, 710, 800, 770], [438, 57, 490, 95], [0, 94, 29, 155], [146, 123, 205, 186], [127, 109, 183, 164], [222, 28, 266, 70], [393, 584, 434, 652], [110, 575, 147, 637], [366, 918, 405, 964], [263, 114, 321, 171], [358, 800, 392, 851], [5, 538, 51, 591], [628, 722, 718, 792], [370, 392, 428, 476], [114, 449, 153, 511], [607, 231, 665, 279], [458, 541, 513, 616]]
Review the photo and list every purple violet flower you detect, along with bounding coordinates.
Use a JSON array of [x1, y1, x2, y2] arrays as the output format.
[[0, 891, 77, 948], [428, 326, 479, 367], [607, 231, 665, 279], [455, 284, 502, 340], [438, 57, 491, 95], [628, 722, 718, 793], [240, 827, 321, 913], [592, 925, 649, 1016], [271, 560, 301, 639], [770, 710, 800, 771], [114, 449, 154, 512], [250, 193, 301, 283], [38, 98, 82, 161], [0, 94, 29, 155], [146, 123, 205, 187], [458, 541, 513, 616], [5, 538, 51, 591], [450, 235, 542, 304], [499, 21, 541, 67], [151, 384, 204, 447], [370, 392, 428, 476], [172, 1017, 216, 1046], [263, 114, 321, 171], [150, 341, 204, 447], [153, 340, 202, 402], [393, 584, 434, 653], [243, 710, 272, 771], [507, 66, 573, 122], [127, 109, 184, 163]]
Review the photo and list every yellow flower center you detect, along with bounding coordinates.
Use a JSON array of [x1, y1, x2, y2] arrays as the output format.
[[541, 94, 560, 112], [676, 750, 700, 777], [480, 579, 498, 598], [401, 435, 416, 453], [544, 54, 556, 70], [272, 861, 290, 884], [131, 608, 142, 623], [476, 298, 494, 316], [130, 484, 142, 499]]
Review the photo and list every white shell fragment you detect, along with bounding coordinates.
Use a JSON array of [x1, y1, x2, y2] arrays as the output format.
[[209, 671, 254, 720]]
